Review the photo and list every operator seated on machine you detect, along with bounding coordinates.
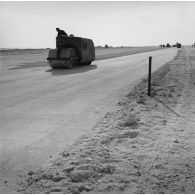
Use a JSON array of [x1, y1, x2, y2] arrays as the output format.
[[56, 28, 68, 58], [56, 27, 68, 37]]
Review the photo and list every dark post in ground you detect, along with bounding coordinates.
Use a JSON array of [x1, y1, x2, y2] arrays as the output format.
[[148, 56, 152, 96]]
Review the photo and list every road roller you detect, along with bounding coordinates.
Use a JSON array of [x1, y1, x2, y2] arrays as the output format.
[[47, 35, 95, 69]]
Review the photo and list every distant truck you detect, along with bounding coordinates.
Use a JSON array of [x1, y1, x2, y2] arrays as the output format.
[[47, 36, 95, 69]]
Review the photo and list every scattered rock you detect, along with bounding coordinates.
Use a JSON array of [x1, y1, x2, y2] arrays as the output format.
[[174, 139, 179, 143], [119, 184, 126, 191], [162, 119, 167, 125], [135, 171, 141, 176], [137, 96, 147, 104], [118, 101, 126, 106], [52, 176, 64, 182], [70, 161, 79, 166], [124, 114, 139, 128], [61, 152, 70, 157], [134, 165, 139, 169], [100, 136, 114, 145], [33, 177, 39, 182], [170, 88, 175, 92], [40, 173, 53, 180], [69, 186, 80, 194], [101, 165, 115, 174], [168, 93, 173, 97], [139, 121, 145, 125], [117, 121, 124, 127], [129, 169, 141, 176], [70, 170, 92, 183], [28, 171, 34, 176], [84, 185, 93, 192], [64, 166, 75, 173], [79, 185, 93, 192], [129, 170, 141, 176], [54, 161, 63, 166]]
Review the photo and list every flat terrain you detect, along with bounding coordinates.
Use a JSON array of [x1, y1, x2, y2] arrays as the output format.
[[21, 47, 195, 194], [0, 47, 177, 193]]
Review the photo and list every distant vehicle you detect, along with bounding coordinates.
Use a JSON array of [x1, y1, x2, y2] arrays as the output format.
[[47, 36, 95, 69], [176, 43, 181, 48], [172, 43, 181, 48], [166, 43, 171, 48]]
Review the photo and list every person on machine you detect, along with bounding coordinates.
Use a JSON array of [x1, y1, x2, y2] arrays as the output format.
[[56, 28, 68, 58], [56, 27, 68, 37]]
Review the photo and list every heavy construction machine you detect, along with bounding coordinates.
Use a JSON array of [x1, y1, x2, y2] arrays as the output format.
[[47, 35, 95, 69]]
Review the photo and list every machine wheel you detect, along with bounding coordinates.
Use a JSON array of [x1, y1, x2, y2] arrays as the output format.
[[86, 61, 92, 65], [80, 61, 92, 66], [49, 58, 76, 69], [47, 48, 78, 69]]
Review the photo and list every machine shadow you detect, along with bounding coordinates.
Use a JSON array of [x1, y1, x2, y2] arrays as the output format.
[[46, 64, 97, 76]]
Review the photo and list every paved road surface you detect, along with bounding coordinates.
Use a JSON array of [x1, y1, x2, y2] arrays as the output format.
[[0, 48, 177, 192]]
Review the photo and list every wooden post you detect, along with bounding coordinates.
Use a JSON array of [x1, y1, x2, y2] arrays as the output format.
[[148, 56, 152, 96]]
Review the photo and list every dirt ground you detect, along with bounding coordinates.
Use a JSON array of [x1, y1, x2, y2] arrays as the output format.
[[1, 46, 176, 193], [17, 47, 195, 193], [95, 46, 163, 61]]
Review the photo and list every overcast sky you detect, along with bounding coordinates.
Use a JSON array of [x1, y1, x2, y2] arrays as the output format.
[[0, 1, 195, 48]]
